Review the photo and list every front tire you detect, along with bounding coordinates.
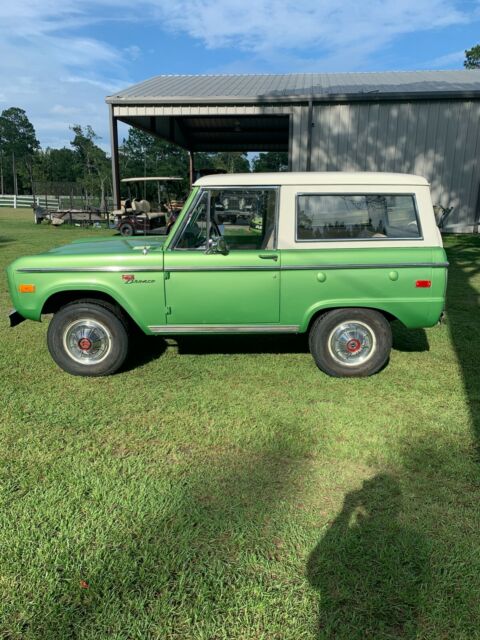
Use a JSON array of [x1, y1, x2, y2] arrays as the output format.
[[308, 308, 392, 377], [47, 301, 129, 376]]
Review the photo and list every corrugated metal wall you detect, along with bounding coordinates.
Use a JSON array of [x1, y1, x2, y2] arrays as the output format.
[[114, 100, 480, 230], [291, 101, 480, 231]]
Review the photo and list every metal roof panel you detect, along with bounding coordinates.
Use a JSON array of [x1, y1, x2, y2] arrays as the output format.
[[107, 70, 480, 104]]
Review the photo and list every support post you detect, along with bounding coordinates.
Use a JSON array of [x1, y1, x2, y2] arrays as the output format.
[[189, 151, 195, 187], [12, 152, 18, 196], [306, 98, 313, 172], [109, 104, 121, 210], [288, 114, 293, 171], [474, 181, 480, 234]]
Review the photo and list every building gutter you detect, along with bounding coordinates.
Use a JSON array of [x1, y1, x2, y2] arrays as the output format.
[[105, 90, 480, 106]]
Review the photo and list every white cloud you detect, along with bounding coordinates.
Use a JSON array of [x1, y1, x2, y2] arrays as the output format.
[[0, 1, 134, 148], [124, 45, 141, 61], [151, 0, 468, 68], [0, 0, 474, 148], [426, 50, 465, 69]]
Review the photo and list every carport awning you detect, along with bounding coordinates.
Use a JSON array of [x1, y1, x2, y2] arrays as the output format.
[[117, 114, 290, 152], [108, 70, 480, 152]]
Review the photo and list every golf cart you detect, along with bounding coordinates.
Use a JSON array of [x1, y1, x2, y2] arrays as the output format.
[[114, 176, 184, 237]]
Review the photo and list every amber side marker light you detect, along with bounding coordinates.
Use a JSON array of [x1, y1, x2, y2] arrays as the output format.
[[18, 284, 36, 293], [416, 280, 432, 288]]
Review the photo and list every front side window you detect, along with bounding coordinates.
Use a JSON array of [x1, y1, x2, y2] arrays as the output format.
[[175, 187, 278, 250], [214, 188, 277, 250], [296, 194, 421, 241], [175, 190, 219, 250]]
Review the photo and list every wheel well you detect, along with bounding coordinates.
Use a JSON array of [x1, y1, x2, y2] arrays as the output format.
[[42, 291, 140, 331], [306, 306, 398, 332]]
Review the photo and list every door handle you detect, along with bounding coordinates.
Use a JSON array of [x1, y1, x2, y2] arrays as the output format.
[[259, 254, 278, 261]]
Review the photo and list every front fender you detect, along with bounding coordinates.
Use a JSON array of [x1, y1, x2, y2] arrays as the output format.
[[11, 272, 165, 333]]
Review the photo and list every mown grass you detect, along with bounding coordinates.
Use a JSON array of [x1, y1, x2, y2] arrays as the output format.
[[1, 209, 480, 639]]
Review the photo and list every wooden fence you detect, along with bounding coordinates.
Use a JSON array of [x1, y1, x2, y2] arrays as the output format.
[[0, 195, 114, 211], [0, 195, 59, 209]]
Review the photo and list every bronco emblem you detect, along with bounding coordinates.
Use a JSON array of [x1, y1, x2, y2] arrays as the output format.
[[122, 274, 155, 284]]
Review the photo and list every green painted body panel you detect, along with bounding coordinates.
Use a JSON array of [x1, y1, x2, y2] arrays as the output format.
[[164, 250, 280, 324], [5, 182, 447, 335], [280, 246, 447, 330], [7, 239, 166, 332], [6, 188, 201, 332]]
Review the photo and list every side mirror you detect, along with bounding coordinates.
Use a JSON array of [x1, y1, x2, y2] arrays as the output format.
[[206, 236, 229, 255]]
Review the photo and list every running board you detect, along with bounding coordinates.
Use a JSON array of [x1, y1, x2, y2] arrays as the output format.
[[148, 324, 300, 334]]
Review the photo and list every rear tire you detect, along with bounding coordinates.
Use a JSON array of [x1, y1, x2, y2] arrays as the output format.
[[119, 222, 134, 236], [47, 301, 129, 376], [308, 308, 392, 377]]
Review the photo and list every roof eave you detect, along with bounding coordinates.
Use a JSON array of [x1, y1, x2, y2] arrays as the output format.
[[106, 90, 480, 106]]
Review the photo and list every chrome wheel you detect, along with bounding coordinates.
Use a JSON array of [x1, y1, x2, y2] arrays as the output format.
[[62, 318, 112, 365], [327, 320, 376, 367]]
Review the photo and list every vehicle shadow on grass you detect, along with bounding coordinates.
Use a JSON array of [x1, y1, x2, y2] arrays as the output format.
[[121, 333, 168, 371], [391, 322, 429, 353], [307, 474, 427, 640], [172, 324, 428, 358], [120, 315, 428, 367], [175, 332, 310, 356]]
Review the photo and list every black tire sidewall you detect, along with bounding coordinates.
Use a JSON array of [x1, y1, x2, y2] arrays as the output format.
[[47, 303, 129, 376], [120, 223, 134, 236], [309, 308, 392, 377]]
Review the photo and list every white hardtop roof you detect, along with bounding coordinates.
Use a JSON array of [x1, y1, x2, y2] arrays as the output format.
[[194, 172, 429, 188], [121, 176, 182, 183]]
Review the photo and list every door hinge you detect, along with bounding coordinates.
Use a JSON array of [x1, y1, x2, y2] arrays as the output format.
[[165, 306, 172, 316], [164, 271, 170, 280]]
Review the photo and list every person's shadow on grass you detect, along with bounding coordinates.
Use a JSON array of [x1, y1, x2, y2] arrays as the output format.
[[307, 474, 427, 639]]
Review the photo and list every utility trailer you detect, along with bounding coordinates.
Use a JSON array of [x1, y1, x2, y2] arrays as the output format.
[[33, 205, 110, 228]]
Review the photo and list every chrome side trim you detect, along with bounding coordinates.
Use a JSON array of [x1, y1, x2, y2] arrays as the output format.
[[281, 261, 449, 270], [166, 261, 448, 272], [149, 324, 300, 334], [17, 261, 449, 274], [17, 266, 164, 273], [167, 265, 278, 272]]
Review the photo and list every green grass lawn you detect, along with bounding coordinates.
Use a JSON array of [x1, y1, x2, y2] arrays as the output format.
[[1, 209, 480, 639]]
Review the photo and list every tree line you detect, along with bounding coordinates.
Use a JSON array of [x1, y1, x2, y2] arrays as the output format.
[[0, 107, 287, 207]]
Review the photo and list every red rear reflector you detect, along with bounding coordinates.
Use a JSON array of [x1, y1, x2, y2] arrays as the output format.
[[416, 280, 431, 288]]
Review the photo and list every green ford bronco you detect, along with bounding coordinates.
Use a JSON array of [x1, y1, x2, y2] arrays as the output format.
[[7, 172, 448, 377]]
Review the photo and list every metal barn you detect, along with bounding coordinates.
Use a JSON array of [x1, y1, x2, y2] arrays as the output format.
[[106, 70, 480, 232]]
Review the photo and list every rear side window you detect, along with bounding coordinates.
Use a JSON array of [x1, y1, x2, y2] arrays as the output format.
[[296, 194, 421, 241]]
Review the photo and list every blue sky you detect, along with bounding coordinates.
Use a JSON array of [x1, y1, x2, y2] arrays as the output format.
[[0, 0, 478, 149]]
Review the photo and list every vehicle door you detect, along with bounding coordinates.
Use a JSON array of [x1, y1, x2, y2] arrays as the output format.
[[163, 187, 280, 326]]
